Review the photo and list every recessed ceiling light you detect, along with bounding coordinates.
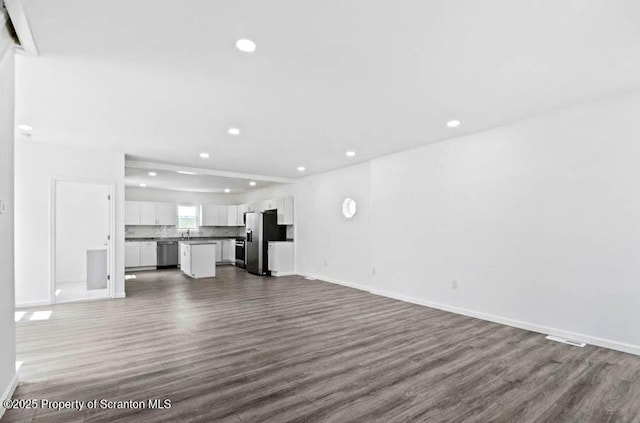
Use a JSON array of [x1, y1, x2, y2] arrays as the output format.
[[17, 124, 32, 135], [346, 151, 356, 157], [148, 172, 157, 176], [249, 181, 257, 186], [446, 120, 461, 128], [224, 188, 231, 193], [297, 166, 306, 172], [177, 171, 197, 175], [200, 152, 210, 159], [236, 39, 256, 53], [228, 127, 240, 136], [139, 183, 147, 187]]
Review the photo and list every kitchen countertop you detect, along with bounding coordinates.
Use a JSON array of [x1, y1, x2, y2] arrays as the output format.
[[125, 236, 245, 242]]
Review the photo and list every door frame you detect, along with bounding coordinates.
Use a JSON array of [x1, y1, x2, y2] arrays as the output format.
[[50, 177, 116, 304]]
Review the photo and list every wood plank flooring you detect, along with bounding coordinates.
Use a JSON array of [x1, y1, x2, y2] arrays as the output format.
[[5, 267, 640, 422]]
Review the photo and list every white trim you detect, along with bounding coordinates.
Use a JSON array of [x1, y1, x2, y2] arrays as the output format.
[[271, 271, 295, 277], [114, 292, 126, 299], [0, 372, 19, 420], [4, 0, 38, 55], [15, 299, 51, 308], [299, 273, 640, 356], [50, 178, 117, 304]]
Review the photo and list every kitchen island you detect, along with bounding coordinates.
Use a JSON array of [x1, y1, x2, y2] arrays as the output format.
[[179, 241, 217, 278]]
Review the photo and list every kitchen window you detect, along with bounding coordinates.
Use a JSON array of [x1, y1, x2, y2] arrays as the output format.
[[177, 205, 198, 230]]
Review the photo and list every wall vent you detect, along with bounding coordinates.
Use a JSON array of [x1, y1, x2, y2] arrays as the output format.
[[545, 335, 587, 348]]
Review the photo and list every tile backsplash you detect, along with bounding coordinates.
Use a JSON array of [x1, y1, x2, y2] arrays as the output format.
[[125, 225, 245, 239]]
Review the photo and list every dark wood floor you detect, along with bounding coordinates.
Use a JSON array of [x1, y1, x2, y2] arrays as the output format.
[[5, 267, 640, 422]]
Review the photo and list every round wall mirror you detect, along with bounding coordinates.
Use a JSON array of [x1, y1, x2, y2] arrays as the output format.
[[342, 198, 357, 220]]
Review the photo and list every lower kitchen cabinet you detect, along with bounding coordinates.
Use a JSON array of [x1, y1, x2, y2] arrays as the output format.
[[125, 241, 157, 268], [267, 241, 294, 276], [125, 242, 141, 267], [140, 242, 157, 267]]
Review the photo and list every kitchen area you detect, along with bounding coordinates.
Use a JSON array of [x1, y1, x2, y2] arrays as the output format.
[[125, 196, 295, 279]]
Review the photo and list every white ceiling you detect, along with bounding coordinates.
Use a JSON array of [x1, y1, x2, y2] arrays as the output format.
[[14, 0, 640, 180]]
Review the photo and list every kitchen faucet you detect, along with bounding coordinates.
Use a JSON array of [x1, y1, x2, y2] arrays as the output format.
[[187, 229, 191, 240]]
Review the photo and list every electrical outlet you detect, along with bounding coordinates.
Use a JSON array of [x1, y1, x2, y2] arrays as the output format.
[[0, 200, 5, 214], [323, 260, 328, 266], [372, 268, 376, 276], [451, 280, 458, 290]]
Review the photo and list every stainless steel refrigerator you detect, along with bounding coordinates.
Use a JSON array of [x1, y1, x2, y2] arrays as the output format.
[[245, 210, 286, 275]]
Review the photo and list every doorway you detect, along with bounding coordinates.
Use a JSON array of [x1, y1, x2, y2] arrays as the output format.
[[53, 180, 114, 303]]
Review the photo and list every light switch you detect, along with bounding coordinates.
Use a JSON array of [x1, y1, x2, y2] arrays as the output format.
[[0, 200, 5, 214]]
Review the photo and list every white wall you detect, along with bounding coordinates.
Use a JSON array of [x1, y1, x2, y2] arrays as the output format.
[[369, 91, 640, 354], [243, 91, 640, 355], [125, 186, 242, 205], [15, 140, 126, 306], [0, 14, 17, 415]]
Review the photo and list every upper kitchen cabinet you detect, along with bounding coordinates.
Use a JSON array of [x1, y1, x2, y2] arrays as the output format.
[[140, 201, 157, 225], [201, 205, 228, 226], [125, 201, 141, 225], [277, 196, 294, 225], [125, 201, 177, 226], [236, 204, 248, 226], [200, 204, 219, 226], [228, 204, 247, 226], [228, 205, 238, 226], [156, 202, 177, 225]]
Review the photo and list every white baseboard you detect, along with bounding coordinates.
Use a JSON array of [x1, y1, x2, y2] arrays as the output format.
[[114, 292, 126, 298], [15, 299, 51, 308], [299, 273, 640, 356], [0, 372, 19, 420], [271, 271, 295, 277]]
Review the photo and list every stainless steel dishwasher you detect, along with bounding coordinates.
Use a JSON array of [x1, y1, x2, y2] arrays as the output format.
[[157, 241, 179, 268]]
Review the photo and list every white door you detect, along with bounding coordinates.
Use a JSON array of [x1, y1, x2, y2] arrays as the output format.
[[55, 181, 111, 302]]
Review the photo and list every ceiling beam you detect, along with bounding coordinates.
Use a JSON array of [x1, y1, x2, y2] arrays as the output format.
[[126, 160, 295, 184], [4, 0, 38, 55]]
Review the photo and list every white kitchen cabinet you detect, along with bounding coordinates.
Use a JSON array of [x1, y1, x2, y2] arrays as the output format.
[[140, 201, 157, 225], [268, 241, 294, 276], [200, 204, 219, 226], [156, 202, 176, 225], [277, 196, 294, 225], [126, 241, 156, 268], [126, 201, 176, 226], [201, 205, 229, 226], [227, 205, 238, 226], [140, 242, 157, 266], [180, 243, 191, 275], [222, 239, 235, 262], [236, 204, 248, 226], [125, 201, 141, 225], [125, 242, 141, 267], [218, 206, 228, 226], [180, 242, 216, 278]]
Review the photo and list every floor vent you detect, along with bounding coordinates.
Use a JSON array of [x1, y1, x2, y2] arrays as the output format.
[[305, 276, 316, 281], [545, 335, 586, 348]]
